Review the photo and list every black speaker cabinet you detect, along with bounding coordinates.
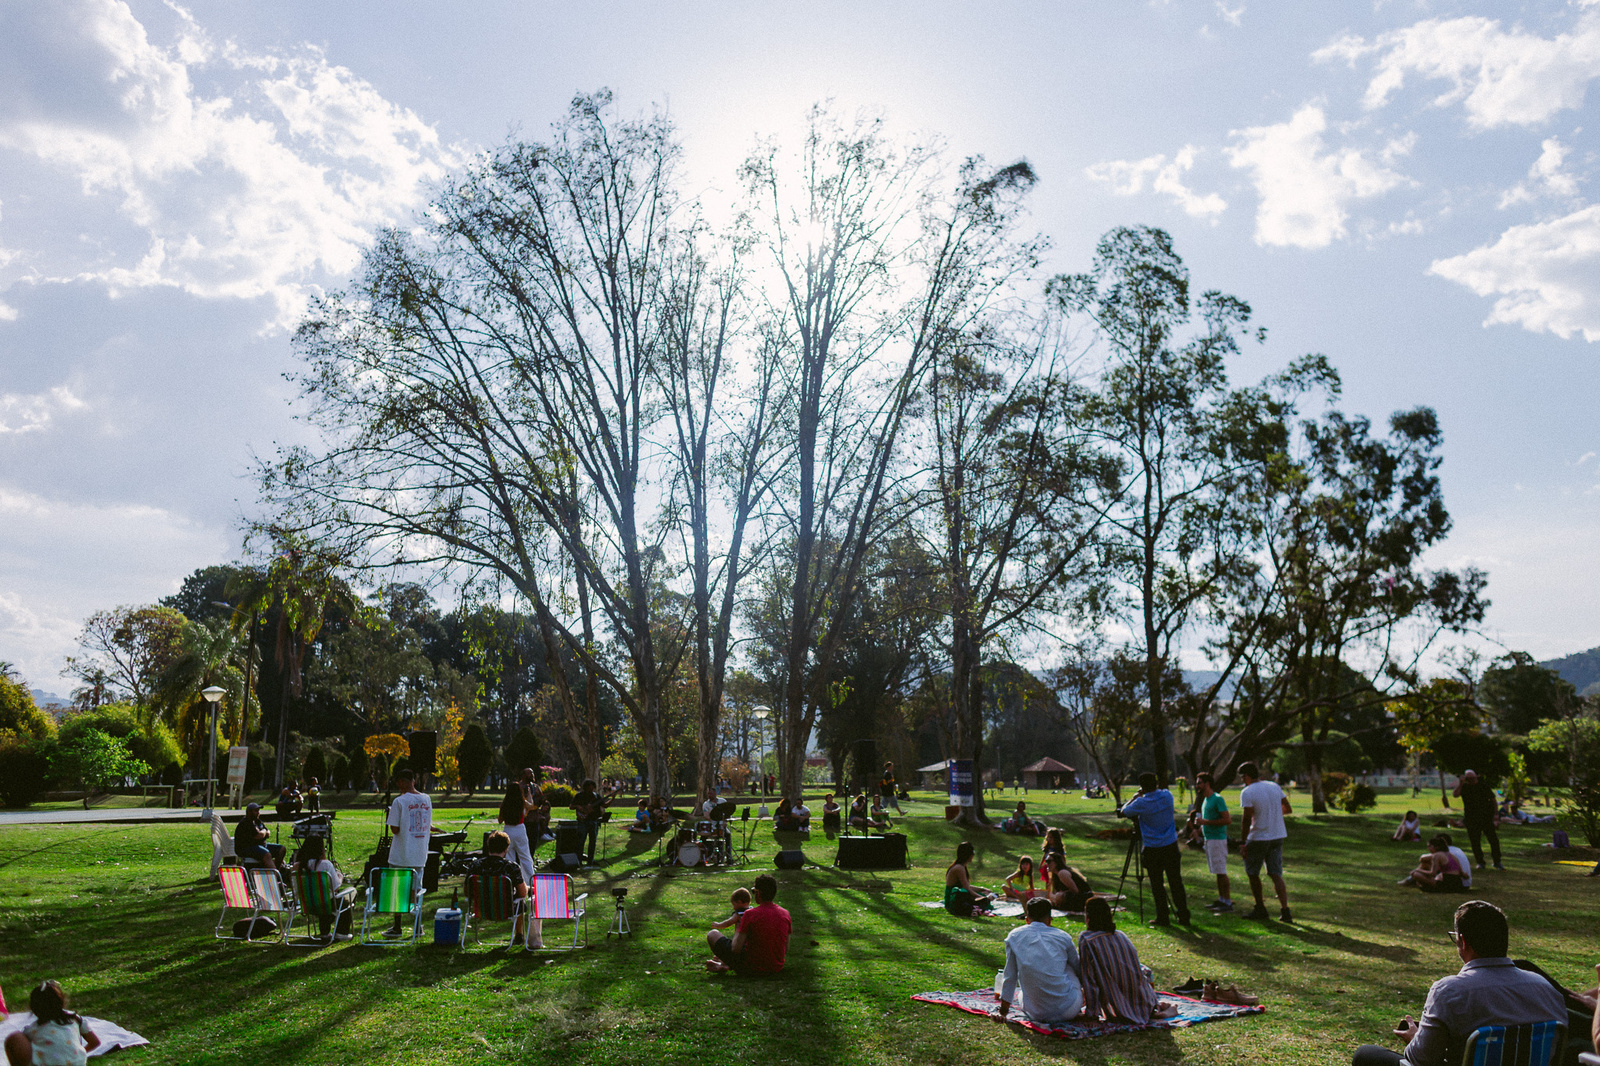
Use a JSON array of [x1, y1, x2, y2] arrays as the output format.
[[774, 849, 807, 870], [835, 833, 906, 869], [554, 823, 585, 856]]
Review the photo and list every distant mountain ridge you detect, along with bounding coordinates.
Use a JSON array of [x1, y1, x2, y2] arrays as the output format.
[[30, 689, 70, 710], [1540, 647, 1600, 697]]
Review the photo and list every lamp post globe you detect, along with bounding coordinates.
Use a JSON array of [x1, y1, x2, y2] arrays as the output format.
[[201, 686, 225, 818]]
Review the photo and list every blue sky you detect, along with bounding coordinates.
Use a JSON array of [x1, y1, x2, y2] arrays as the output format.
[[3, 0, 1599, 687]]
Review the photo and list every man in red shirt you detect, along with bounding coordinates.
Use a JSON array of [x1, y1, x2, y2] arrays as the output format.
[[705, 873, 791, 974]]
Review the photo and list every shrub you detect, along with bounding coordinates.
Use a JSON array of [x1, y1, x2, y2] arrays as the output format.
[[543, 783, 576, 807], [503, 727, 543, 780], [1334, 781, 1378, 813], [1561, 783, 1600, 847], [303, 746, 327, 786], [329, 753, 348, 792], [1321, 771, 1352, 797], [345, 747, 368, 791], [0, 734, 51, 807], [243, 751, 263, 794]]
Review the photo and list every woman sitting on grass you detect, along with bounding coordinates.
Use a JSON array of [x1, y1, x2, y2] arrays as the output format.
[[1004, 801, 1043, 837], [1077, 897, 1177, 1023], [1392, 810, 1421, 842], [944, 841, 996, 917], [4, 980, 100, 1066], [1042, 856, 1097, 912], [1040, 828, 1065, 869], [1003, 855, 1037, 900], [1398, 834, 1466, 892]]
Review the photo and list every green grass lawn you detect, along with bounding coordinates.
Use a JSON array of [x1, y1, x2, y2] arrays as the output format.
[[1, 789, 1595, 1066]]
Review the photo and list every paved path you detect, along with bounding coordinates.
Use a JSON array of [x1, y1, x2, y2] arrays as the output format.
[[0, 807, 249, 826]]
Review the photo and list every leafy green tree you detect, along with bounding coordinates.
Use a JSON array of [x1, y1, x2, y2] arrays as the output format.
[[63, 605, 187, 707], [344, 746, 368, 791], [0, 735, 51, 807], [51, 729, 150, 809], [1432, 731, 1510, 788], [148, 618, 254, 756], [1479, 652, 1576, 735], [303, 745, 328, 787], [457, 723, 493, 794], [504, 727, 544, 782], [0, 671, 55, 739], [1390, 678, 1485, 807]]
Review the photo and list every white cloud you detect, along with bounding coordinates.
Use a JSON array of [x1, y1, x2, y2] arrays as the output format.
[[1226, 105, 1409, 248], [0, 386, 88, 435], [1316, 13, 1600, 129], [1499, 136, 1581, 207], [1216, 3, 1244, 29], [0, 0, 462, 328], [1430, 204, 1600, 340], [1084, 145, 1227, 220]]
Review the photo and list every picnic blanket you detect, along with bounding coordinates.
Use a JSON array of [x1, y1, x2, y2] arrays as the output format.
[[917, 897, 1125, 919], [0, 1012, 149, 1057], [912, 989, 1264, 1040]]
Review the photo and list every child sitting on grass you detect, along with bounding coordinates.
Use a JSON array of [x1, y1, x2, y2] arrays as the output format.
[[1392, 810, 1421, 842], [1003, 855, 1037, 900], [711, 887, 752, 931], [4, 980, 101, 1066]]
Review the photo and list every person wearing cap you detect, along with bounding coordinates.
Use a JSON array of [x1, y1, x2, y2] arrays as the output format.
[[233, 803, 285, 869], [1451, 770, 1503, 871]]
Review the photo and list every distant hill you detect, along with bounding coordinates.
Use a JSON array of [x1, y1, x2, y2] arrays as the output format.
[[30, 689, 70, 711], [1183, 670, 1236, 699], [1540, 647, 1600, 697]]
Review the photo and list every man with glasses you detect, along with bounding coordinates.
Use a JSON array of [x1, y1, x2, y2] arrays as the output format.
[[1351, 901, 1564, 1066]]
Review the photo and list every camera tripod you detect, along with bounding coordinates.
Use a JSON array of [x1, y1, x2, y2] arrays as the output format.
[[606, 887, 632, 937], [1115, 822, 1147, 924]]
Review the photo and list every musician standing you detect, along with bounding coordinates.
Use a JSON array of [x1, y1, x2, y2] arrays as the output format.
[[571, 778, 612, 867], [385, 769, 437, 936]]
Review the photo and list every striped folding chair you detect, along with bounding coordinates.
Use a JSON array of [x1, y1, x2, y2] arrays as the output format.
[[528, 873, 587, 950], [214, 865, 256, 939], [285, 869, 356, 947], [246, 868, 294, 945], [1461, 1021, 1566, 1066], [463, 873, 526, 950], [360, 867, 425, 946]]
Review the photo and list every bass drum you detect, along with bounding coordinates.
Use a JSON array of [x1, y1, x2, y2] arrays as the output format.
[[676, 843, 703, 867]]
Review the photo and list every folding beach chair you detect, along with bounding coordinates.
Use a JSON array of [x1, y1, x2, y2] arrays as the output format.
[[246, 868, 294, 944], [213, 865, 256, 939], [528, 873, 587, 950], [359, 867, 425, 946], [210, 813, 238, 878], [284, 869, 356, 946], [1461, 1021, 1566, 1066], [462, 873, 527, 950]]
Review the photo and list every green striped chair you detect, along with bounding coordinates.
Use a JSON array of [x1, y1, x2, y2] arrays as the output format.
[[285, 869, 357, 947], [359, 867, 425, 946], [1461, 1021, 1566, 1066], [463, 873, 526, 950], [213, 865, 255, 939]]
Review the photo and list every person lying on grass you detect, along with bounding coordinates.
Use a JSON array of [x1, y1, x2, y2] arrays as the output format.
[[4, 980, 100, 1066], [997, 896, 1084, 1024], [945, 841, 997, 916], [1003, 855, 1037, 900], [1398, 835, 1466, 893], [1351, 900, 1564, 1066], [704, 873, 791, 975], [1077, 896, 1178, 1023]]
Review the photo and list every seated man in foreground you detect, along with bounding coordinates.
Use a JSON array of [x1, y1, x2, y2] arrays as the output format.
[[1351, 900, 1565, 1066], [704, 873, 791, 975], [997, 896, 1083, 1024]]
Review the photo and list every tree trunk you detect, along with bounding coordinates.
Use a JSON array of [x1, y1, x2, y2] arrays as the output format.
[[274, 663, 292, 789]]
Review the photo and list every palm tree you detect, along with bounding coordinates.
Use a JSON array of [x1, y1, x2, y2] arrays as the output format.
[[149, 620, 255, 762]]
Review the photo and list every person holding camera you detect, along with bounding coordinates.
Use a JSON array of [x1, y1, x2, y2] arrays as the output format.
[[1118, 772, 1191, 927]]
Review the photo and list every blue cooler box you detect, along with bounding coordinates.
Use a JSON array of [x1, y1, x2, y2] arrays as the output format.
[[433, 907, 462, 946]]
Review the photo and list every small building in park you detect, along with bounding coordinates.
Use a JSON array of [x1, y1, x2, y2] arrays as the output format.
[[1020, 757, 1076, 790], [916, 761, 950, 789]]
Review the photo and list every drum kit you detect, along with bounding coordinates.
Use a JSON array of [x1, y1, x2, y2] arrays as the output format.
[[665, 801, 739, 868]]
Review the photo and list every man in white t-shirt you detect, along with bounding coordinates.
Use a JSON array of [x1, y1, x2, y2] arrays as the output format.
[[1237, 761, 1293, 923], [385, 768, 437, 936]]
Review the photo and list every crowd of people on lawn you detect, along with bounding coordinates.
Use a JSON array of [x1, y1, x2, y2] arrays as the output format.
[[9, 756, 1599, 1066]]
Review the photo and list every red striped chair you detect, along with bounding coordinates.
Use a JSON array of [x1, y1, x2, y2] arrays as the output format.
[[214, 865, 255, 939], [463, 873, 526, 950], [528, 873, 587, 950]]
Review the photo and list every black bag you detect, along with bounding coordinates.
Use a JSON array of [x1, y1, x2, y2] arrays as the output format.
[[233, 915, 279, 940]]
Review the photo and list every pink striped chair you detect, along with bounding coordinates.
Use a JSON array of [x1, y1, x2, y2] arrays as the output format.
[[528, 873, 587, 950], [214, 865, 255, 939]]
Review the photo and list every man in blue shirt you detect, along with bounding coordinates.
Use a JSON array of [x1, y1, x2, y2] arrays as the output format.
[[1120, 772, 1191, 926]]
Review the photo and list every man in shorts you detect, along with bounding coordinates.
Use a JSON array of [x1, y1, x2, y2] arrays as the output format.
[[385, 768, 437, 936], [1194, 772, 1233, 913], [1237, 761, 1292, 922]]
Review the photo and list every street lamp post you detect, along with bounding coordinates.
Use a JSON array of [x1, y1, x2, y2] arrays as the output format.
[[201, 686, 225, 819], [752, 706, 770, 797]]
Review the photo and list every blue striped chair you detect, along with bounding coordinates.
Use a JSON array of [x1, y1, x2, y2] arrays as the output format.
[[1461, 1021, 1566, 1066]]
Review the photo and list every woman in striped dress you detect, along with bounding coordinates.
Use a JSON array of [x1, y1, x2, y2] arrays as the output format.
[[1076, 897, 1173, 1023]]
